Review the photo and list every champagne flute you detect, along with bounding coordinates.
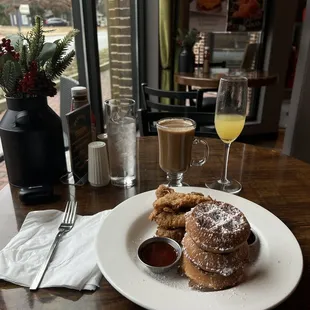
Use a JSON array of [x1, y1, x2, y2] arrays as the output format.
[[206, 76, 248, 194]]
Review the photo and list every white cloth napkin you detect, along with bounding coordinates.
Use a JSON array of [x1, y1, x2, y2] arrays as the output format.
[[0, 209, 112, 290]]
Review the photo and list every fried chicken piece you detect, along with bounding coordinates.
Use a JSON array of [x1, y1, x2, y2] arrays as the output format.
[[153, 192, 213, 214], [149, 209, 158, 221], [156, 227, 185, 244], [155, 185, 175, 199], [149, 207, 178, 222], [190, 192, 205, 197], [152, 212, 186, 229]]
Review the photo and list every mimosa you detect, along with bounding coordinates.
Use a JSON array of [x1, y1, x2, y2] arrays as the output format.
[[215, 114, 245, 143], [206, 76, 248, 194]]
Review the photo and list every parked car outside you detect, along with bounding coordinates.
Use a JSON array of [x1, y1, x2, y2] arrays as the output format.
[[45, 17, 69, 27]]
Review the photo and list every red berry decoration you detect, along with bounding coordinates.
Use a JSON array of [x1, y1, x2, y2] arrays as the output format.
[[0, 37, 18, 60], [0, 16, 78, 98]]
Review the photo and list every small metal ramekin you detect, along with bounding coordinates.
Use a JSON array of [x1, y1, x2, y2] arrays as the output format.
[[248, 229, 260, 263], [248, 229, 258, 247], [137, 237, 182, 274]]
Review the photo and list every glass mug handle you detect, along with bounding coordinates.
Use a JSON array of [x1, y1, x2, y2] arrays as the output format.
[[190, 138, 209, 167]]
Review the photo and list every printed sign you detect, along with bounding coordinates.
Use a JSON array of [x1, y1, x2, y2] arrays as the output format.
[[226, 0, 264, 32], [189, 0, 227, 33], [19, 4, 30, 15], [194, 0, 223, 12], [66, 104, 92, 182]]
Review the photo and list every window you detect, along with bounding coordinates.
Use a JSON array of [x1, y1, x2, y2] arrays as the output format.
[[105, 0, 133, 100]]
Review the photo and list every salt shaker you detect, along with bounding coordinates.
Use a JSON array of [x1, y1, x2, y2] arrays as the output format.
[[97, 133, 108, 145], [88, 141, 110, 187]]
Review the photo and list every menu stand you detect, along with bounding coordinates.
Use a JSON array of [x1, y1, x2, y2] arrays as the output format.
[[60, 104, 92, 186]]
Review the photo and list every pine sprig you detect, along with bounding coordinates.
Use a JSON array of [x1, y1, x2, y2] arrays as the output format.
[[0, 16, 78, 98], [177, 28, 201, 48], [46, 29, 78, 78], [0, 73, 7, 95], [49, 50, 76, 80], [28, 16, 44, 63], [13, 36, 21, 53], [18, 33, 30, 45], [2, 61, 17, 97], [20, 44, 28, 73]]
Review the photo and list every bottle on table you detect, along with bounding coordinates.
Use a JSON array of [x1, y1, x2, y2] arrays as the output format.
[[71, 86, 88, 111], [71, 86, 97, 141]]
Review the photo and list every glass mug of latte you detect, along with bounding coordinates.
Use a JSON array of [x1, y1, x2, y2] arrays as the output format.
[[156, 117, 209, 187]]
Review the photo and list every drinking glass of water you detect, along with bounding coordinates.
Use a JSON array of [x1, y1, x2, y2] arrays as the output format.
[[105, 99, 136, 187], [206, 76, 248, 194]]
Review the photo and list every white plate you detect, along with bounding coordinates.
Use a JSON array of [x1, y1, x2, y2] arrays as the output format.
[[95, 187, 303, 310]]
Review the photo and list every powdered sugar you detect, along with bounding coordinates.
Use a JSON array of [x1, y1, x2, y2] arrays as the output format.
[[182, 234, 248, 277], [182, 200, 251, 287], [133, 254, 190, 291], [193, 201, 247, 234], [185, 201, 251, 253], [183, 249, 238, 276]]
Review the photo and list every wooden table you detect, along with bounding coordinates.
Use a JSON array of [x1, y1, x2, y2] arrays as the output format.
[[0, 137, 309, 310], [175, 68, 278, 88]]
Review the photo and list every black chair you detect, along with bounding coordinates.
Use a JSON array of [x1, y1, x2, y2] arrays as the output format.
[[202, 93, 217, 112], [141, 83, 205, 111], [210, 61, 226, 68], [196, 61, 227, 69], [138, 110, 215, 137], [138, 83, 215, 136]]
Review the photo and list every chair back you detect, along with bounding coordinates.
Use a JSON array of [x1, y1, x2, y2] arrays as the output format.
[[141, 83, 205, 112], [139, 83, 215, 136], [137, 109, 215, 137], [196, 61, 226, 69]]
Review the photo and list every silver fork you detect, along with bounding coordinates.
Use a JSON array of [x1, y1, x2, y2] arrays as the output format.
[[30, 201, 77, 291]]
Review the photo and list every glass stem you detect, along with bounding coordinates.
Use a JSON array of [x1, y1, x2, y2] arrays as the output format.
[[220, 143, 231, 184], [167, 173, 183, 187]]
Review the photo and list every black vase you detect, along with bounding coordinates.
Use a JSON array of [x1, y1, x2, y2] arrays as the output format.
[[0, 96, 67, 187], [178, 46, 195, 73]]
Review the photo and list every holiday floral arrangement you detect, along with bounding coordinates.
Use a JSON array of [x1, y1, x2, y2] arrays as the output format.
[[176, 28, 201, 49], [0, 16, 78, 98]]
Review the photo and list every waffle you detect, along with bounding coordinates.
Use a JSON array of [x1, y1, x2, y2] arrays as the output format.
[[185, 201, 251, 253], [182, 233, 249, 276], [181, 255, 245, 290]]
